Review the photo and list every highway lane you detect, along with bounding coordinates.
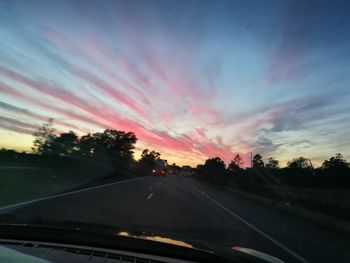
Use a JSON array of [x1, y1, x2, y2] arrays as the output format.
[[4, 175, 350, 263]]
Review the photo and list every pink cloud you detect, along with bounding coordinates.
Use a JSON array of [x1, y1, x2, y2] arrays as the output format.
[[41, 28, 151, 107], [40, 26, 77, 53], [111, 20, 221, 122], [2, 78, 238, 162], [4, 24, 240, 164], [0, 68, 251, 164], [0, 81, 28, 100], [188, 103, 219, 120], [0, 116, 38, 130], [0, 67, 121, 126], [0, 123, 34, 135], [117, 54, 156, 92], [42, 23, 221, 126], [71, 67, 146, 117], [0, 79, 107, 131], [0, 100, 85, 132], [195, 127, 207, 137]]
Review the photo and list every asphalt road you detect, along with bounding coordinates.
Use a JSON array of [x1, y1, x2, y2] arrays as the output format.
[[3, 175, 350, 263]]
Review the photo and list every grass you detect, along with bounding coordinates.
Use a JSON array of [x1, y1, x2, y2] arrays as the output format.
[[227, 180, 350, 221], [0, 159, 114, 207]]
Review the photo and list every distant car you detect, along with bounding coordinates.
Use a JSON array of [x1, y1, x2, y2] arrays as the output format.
[[152, 159, 167, 176], [180, 166, 191, 177], [152, 168, 167, 176]]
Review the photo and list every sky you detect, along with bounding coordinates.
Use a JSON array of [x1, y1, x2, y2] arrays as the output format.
[[0, 0, 350, 167]]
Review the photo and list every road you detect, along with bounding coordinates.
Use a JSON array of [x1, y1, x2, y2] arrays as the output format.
[[3, 175, 350, 263]]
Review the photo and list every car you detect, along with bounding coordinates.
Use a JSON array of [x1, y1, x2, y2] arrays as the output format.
[[180, 165, 192, 177], [152, 168, 167, 176], [152, 159, 168, 176]]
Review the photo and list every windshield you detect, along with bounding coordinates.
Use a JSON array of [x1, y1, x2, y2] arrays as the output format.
[[1, 0, 350, 262]]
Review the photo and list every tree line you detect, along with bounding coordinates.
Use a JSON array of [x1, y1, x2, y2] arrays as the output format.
[[1, 120, 349, 188], [1, 120, 163, 177], [195, 153, 350, 190]]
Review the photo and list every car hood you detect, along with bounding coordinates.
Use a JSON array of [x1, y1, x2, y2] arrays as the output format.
[[0, 217, 283, 263]]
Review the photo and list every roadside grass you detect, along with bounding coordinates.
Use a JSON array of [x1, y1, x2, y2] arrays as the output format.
[[194, 175, 350, 221], [0, 159, 114, 207], [231, 183, 350, 221]]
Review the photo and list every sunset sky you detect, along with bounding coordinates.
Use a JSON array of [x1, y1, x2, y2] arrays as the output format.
[[1, 0, 350, 167]]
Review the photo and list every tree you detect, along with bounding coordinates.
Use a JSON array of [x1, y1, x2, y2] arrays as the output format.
[[32, 119, 57, 155], [0, 148, 21, 162], [140, 149, 161, 162], [78, 133, 98, 158], [93, 130, 137, 160], [321, 153, 349, 185], [233, 154, 244, 167], [252, 154, 264, 168], [196, 157, 227, 183], [33, 121, 78, 157], [205, 157, 225, 169], [284, 157, 314, 186], [266, 157, 279, 169], [228, 154, 244, 173], [138, 149, 161, 173], [51, 131, 78, 156], [322, 153, 349, 169], [287, 157, 311, 169], [77, 129, 137, 170]]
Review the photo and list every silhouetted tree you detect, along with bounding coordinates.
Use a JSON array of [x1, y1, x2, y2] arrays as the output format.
[[78, 134, 99, 158], [321, 153, 350, 185], [0, 148, 21, 163], [32, 121, 138, 173], [51, 131, 78, 156], [228, 154, 244, 173], [205, 157, 225, 170], [252, 154, 264, 168], [80, 130, 137, 173], [138, 149, 161, 174], [32, 119, 57, 155], [266, 157, 279, 169], [92, 130, 137, 160], [197, 157, 227, 183], [140, 149, 161, 161], [322, 153, 349, 169], [287, 157, 311, 169], [284, 157, 314, 186]]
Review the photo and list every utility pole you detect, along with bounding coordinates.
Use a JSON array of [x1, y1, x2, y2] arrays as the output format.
[[250, 152, 253, 168]]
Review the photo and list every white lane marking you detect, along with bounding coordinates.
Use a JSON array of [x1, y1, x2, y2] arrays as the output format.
[[147, 193, 154, 200], [188, 182, 309, 263], [0, 176, 149, 211]]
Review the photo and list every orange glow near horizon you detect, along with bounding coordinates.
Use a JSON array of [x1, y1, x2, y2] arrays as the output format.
[[0, 131, 33, 152], [1, 132, 327, 168], [0, 130, 204, 167]]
